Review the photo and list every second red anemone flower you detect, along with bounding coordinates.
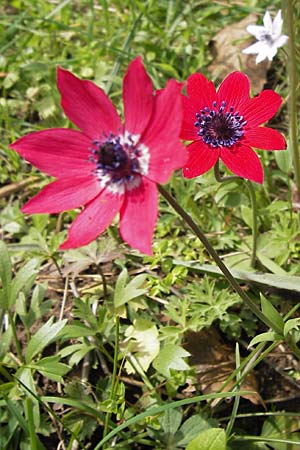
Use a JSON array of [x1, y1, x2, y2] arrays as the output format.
[[10, 57, 187, 255], [181, 71, 286, 183]]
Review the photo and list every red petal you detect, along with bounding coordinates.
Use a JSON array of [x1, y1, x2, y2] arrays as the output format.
[[245, 127, 287, 150], [120, 178, 158, 255], [142, 79, 187, 184], [220, 145, 263, 183], [180, 96, 201, 141], [57, 67, 121, 139], [22, 176, 102, 214], [186, 73, 216, 110], [123, 56, 154, 136], [60, 190, 123, 249], [10, 129, 93, 177], [183, 141, 219, 179], [241, 90, 282, 126], [217, 72, 250, 110]]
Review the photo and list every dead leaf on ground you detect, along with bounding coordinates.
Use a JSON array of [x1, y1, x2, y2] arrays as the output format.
[[208, 14, 270, 93], [184, 329, 263, 406]]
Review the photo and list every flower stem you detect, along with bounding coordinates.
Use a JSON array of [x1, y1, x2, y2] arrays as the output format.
[[285, 0, 300, 207], [213, 160, 238, 183], [103, 314, 120, 446], [158, 185, 283, 335], [245, 180, 258, 269], [213, 161, 258, 268]]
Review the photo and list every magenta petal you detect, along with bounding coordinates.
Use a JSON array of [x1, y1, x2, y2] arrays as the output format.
[[183, 141, 219, 179], [120, 178, 158, 255], [241, 90, 282, 126], [220, 145, 264, 183], [10, 129, 93, 177], [186, 73, 216, 110], [217, 72, 250, 110], [22, 176, 102, 214], [142, 79, 187, 184], [123, 56, 154, 136], [60, 190, 123, 249], [57, 67, 121, 139], [245, 127, 287, 150]]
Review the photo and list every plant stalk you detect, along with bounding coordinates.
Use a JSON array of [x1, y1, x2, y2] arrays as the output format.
[[245, 180, 258, 268], [158, 184, 299, 358], [285, 0, 300, 206]]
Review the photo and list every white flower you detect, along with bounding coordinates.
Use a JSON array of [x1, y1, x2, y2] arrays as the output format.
[[242, 10, 288, 64]]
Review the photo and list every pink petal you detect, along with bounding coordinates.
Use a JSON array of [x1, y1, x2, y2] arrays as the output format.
[[241, 90, 282, 127], [220, 145, 263, 183], [60, 190, 123, 249], [186, 73, 216, 110], [180, 96, 202, 141], [22, 175, 102, 214], [217, 72, 250, 110], [141, 79, 187, 184], [120, 178, 158, 255], [183, 141, 219, 179], [10, 129, 93, 177], [245, 127, 287, 150], [57, 67, 121, 140], [123, 56, 154, 136]]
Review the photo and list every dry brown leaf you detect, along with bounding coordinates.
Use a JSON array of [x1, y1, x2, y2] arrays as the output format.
[[184, 329, 263, 406], [208, 14, 270, 93]]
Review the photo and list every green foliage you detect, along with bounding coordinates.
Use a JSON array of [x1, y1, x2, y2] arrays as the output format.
[[1, 0, 298, 448]]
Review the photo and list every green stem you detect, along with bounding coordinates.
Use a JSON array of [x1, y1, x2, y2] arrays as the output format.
[[102, 315, 120, 445], [285, 1, 300, 207], [7, 310, 24, 363], [245, 180, 258, 268], [213, 162, 258, 268], [158, 185, 299, 352], [213, 160, 239, 183]]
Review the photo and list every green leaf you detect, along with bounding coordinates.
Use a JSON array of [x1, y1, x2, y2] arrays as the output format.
[[25, 317, 67, 363], [260, 295, 284, 334], [0, 240, 12, 308], [185, 428, 226, 450], [114, 268, 147, 308], [10, 258, 39, 308], [173, 261, 300, 293], [31, 356, 70, 383], [248, 332, 281, 347], [153, 344, 190, 377], [275, 144, 292, 173], [124, 318, 160, 373], [159, 408, 182, 435], [284, 318, 300, 337], [176, 415, 217, 447]]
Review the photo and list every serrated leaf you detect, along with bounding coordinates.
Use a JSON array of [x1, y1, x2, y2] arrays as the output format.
[[25, 317, 67, 363], [185, 428, 226, 450], [59, 323, 95, 340], [260, 295, 284, 334], [153, 344, 190, 377]]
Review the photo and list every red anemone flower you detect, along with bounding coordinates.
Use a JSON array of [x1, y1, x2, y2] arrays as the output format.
[[181, 71, 286, 183], [10, 57, 187, 255]]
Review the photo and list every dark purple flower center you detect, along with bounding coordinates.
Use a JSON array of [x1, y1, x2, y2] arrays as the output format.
[[194, 100, 247, 148], [90, 134, 148, 189]]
